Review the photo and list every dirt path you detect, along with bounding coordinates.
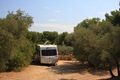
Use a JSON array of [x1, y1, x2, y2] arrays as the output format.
[[0, 60, 112, 80]]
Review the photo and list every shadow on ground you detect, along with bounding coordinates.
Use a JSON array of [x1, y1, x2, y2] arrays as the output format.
[[32, 60, 111, 79], [98, 76, 120, 80], [49, 61, 109, 76], [49, 62, 87, 75], [31, 60, 54, 67], [59, 78, 76, 80]]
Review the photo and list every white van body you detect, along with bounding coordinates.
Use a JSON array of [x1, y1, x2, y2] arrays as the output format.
[[36, 44, 58, 65]]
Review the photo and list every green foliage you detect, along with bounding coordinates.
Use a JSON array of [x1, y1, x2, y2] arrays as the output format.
[[26, 31, 59, 44], [74, 26, 100, 66], [0, 29, 14, 72], [77, 18, 100, 28], [105, 10, 120, 26], [0, 9, 34, 72], [65, 33, 74, 46], [42, 31, 58, 44], [56, 32, 68, 45], [2, 9, 33, 39], [7, 38, 34, 71], [58, 45, 73, 60], [73, 14, 120, 77], [58, 45, 73, 55], [26, 31, 42, 43], [74, 19, 119, 67], [7, 51, 26, 71]]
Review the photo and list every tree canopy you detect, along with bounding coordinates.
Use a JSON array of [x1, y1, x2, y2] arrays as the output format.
[[0, 9, 34, 72], [73, 10, 120, 77], [105, 10, 120, 26]]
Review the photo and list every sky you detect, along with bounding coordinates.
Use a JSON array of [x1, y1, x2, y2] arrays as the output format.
[[0, 0, 120, 33]]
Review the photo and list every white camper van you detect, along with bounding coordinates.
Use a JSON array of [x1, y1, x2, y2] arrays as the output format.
[[36, 44, 58, 65]]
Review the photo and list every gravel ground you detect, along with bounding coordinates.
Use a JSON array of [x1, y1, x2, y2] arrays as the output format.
[[0, 60, 113, 80]]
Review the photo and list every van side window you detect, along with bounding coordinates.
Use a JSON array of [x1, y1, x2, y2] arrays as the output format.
[[42, 49, 57, 56]]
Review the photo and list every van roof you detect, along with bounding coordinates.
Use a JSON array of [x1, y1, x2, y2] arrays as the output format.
[[37, 44, 57, 47]]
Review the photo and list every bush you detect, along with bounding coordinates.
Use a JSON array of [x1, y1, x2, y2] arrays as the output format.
[[58, 45, 73, 60], [7, 38, 35, 71], [0, 9, 34, 72], [0, 29, 14, 72], [7, 52, 25, 71]]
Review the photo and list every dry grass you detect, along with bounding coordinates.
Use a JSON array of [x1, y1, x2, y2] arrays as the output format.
[[0, 60, 116, 80]]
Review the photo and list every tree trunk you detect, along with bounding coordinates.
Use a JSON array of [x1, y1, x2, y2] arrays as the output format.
[[109, 63, 115, 77], [116, 59, 120, 76], [119, 66, 120, 77], [87, 58, 94, 67], [107, 58, 115, 77]]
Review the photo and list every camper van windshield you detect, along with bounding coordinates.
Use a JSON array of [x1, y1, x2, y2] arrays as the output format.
[[42, 49, 57, 56]]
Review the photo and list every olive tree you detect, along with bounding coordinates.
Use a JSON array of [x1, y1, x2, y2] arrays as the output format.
[[0, 9, 34, 71]]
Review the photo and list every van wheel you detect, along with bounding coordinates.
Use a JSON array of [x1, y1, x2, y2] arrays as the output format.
[[52, 63, 57, 66]]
